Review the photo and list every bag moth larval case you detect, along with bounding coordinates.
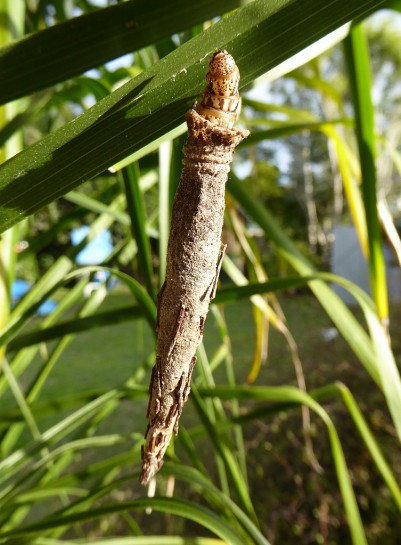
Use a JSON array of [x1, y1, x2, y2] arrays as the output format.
[[140, 50, 249, 486]]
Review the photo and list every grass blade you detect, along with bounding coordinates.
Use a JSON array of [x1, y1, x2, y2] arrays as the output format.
[[199, 385, 368, 545], [216, 271, 401, 441], [8, 305, 142, 350], [162, 463, 271, 545], [191, 386, 259, 526], [227, 176, 380, 383], [0, 497, 247, 545], [122, 162, 156, 299], [343, 24, 389, 323], [336, 382, 401, 510]]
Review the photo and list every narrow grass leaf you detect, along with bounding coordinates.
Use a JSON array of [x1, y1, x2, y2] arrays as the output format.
[[194, 380, 401, 514], [0, 390, 121, 484], [216, 271, 401, 441], [8, 304, 142, 350], [191, 386, 259, 526], [162, 463, 271, 545], [122, 162, 156, 299], [65, 191, 130, 225], [65, 266, 156, 330], [34, 538, 227, 545], [0, 497, 246, 545], [35, 539, 227, 545], [241, 118, 351, 147], [242, 97, 317, 120], [326, 126, 369, 257], [227, 176, 380, 383], [343, 24, 389, 322], [158, 140, 172, 285], [0, 199, 125, 347], [1, 358, 42, 442], [199, 385, 368, 545], [336, 383, 401, 510]]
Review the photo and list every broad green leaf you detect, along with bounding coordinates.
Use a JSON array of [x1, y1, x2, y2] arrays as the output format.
[[385, 0, 401, 11], [0, 0, 25, 362], [109, 123, 186, 173], [0, 0, 387, 233], [0, 0, 243, 104]]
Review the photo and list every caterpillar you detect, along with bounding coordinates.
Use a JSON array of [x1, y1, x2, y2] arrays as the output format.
[[140, 50, 249, 486], [196, 49, 240, 128]]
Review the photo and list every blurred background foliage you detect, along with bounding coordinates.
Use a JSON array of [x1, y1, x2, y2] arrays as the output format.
[[0, 0, 401, 544]]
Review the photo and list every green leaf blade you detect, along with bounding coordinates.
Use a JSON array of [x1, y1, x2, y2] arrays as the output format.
[[0, 0, 387, 233], [0, 0, 243, 104]]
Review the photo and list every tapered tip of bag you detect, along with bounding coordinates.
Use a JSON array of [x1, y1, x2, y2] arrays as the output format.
[[139, 457, 163, 486], [139, 466, 153, 486]]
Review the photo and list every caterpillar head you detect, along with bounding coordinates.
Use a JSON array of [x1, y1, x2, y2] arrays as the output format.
[[207, 50, 240, 98], [196, 50, 241, 128]]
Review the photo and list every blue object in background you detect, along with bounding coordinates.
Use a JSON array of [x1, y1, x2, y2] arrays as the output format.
[[11, 278, 31, 299], [36, 299, 58, 317], [71, 226, 113, 265], [71, 226, 117, 289], [11, 227, 116, 317]]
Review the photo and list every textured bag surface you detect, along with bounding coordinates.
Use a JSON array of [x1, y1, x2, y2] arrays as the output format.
[[140, 51, 249, 485]]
